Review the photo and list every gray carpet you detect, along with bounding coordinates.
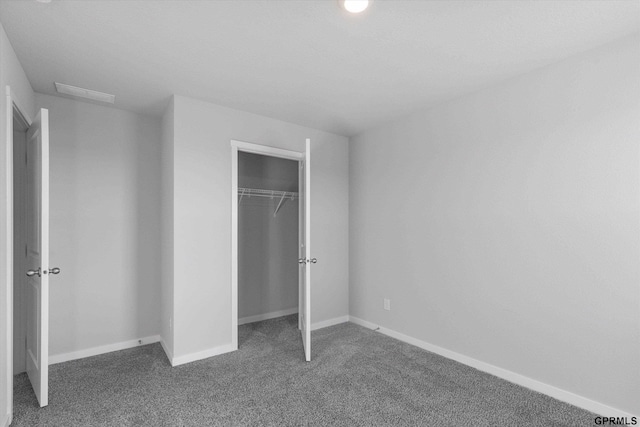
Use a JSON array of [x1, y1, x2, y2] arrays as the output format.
[[12, 315, 597, 426]]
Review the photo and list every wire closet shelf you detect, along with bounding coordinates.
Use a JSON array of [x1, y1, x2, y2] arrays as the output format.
[[238, 187, 299, 217]]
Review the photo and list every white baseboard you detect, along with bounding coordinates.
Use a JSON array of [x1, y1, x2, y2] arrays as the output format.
[[348, 316, 637, 419], [311, 315, 349, 331], [238, 307, 298, 325], [49, 335, 161, 365], [171, 343, 237, 367]]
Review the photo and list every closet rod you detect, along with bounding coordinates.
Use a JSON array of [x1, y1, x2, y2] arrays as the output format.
[[237, 187, 299, 200]]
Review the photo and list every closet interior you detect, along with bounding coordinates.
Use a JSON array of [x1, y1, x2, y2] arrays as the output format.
[[237, 151, 299, 328], [12, 112, 28, 377]]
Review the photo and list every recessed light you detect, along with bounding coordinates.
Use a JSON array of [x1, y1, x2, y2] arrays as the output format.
[[36, 0, 52, 3], [339, 0, 369, 14], [54, 82, 115, 104]]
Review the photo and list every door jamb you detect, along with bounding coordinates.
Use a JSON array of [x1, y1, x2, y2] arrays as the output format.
[[230, 140, 303, 349], [4, 86, 32, 426]]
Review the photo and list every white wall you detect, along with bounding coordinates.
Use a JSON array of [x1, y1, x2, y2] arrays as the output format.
[[160, 97, 174, 359], [0, 21, 35, 427], [169, 95, 349, 359], [238, 152, 299, 319], [349, 34, 640, 415], [34, 93, 162, 359]]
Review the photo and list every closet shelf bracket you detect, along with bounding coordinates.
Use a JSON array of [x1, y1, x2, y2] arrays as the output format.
[[274, 193, 287, 217]]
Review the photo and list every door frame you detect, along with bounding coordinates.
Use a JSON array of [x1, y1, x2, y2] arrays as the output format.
[[4, 86, 33, 426], [230, 140, 303, 349]]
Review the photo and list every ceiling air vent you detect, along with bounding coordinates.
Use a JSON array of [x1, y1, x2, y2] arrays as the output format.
[[54, 82, 115, 104]]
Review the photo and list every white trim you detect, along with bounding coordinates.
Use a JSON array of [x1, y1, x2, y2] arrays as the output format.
[[4, 87, 13, 427], [238, 308, 298, 326], [6, 87, 32, 128], [231, 144, 238, 350], [347, 316, 379, 330], [160, 338, 174, 365], [1, 412, 10, 427], [348, 316, 637, 419], [48, 335, 161, 365], [311, 315, 349, 331], [230, 139, 304, 160], [171, 343, 236, 367]]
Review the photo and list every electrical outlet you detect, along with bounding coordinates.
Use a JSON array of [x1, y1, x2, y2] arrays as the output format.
[[384, 298, 391, 311]]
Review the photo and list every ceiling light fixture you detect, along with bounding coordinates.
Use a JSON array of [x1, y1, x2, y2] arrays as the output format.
[[339, 0, 369, 14], [54, 82, 115, 104]]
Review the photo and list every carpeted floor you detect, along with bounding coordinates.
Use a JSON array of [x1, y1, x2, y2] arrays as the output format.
[[12, 315, 597, 426]]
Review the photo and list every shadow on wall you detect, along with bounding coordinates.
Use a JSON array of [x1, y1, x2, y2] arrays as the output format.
[[133, 118, 162, 340]]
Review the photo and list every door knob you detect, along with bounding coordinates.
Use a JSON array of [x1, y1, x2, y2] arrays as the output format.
[[48, 267, 61, 275], [26, 268, 41, 277], [298, 258, 306, 264], [310, 258, 317, 264]]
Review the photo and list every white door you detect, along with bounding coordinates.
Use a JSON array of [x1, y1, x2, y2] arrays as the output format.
[[24, 108, 50, 407], [298, 139, 313, 362]]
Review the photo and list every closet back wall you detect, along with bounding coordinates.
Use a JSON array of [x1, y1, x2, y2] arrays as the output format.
[[238, 152, 298, 320], [35, 93, 162, 360], [12, 125, 26, 375]]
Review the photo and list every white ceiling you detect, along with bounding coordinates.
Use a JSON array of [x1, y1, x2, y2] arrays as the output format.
[[1, 0, 638, 136]]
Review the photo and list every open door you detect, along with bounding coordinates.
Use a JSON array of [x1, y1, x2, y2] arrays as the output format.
[[298, 138, 313, 362], [24, 108, 50, 407]]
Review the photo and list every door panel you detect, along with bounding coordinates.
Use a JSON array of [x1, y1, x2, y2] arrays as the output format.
[[25, 108, 49, 407], [298, 139, 312, 362]]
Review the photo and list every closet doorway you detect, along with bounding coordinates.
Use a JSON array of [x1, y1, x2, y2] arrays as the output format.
[[231, 139, 312, 361]]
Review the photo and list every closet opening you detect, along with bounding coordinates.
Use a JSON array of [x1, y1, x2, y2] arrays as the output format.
[[237, 151, 300, 343], [231, 139, 311, 361], [12, 109, 29, 380]]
